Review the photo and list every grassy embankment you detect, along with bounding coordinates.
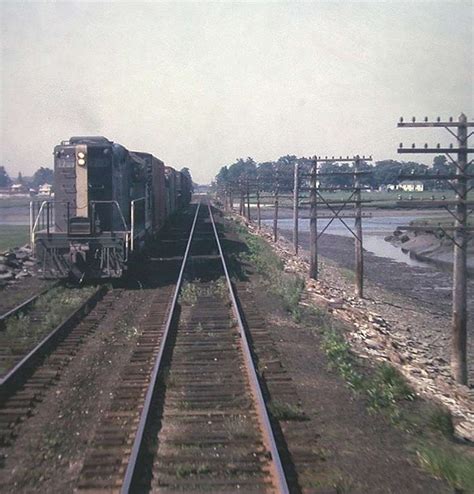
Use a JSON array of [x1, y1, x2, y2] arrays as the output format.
[[0, 225, 30, 251], [227, 215, 474, 493]]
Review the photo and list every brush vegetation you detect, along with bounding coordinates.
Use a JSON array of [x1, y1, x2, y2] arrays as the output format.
[[234, 222, 304, 321]]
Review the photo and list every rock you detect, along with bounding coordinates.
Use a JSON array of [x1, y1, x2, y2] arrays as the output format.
[[455, 421, 474, 442], [16, 271, 31, 279], [15, 252, 29, 261], [23, 260, 36, 268], [0, 263, 8, 274], [5, 259, 21, 269], [388, 350, 403, 365], [0, 271, 15, 281], [400, 234, 410, 243]]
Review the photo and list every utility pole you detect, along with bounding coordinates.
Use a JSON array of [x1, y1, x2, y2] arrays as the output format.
[[307, 155, 372, 293], [273, 165, 279, 242], [246, 175, 251, 220], [293, 161, 299, 254], [354, 157, 363, 297], [256, 178, 261, 231], [309, 157, 318, 279], [239, 178, 244, 216], [397, 113, 474, 384]]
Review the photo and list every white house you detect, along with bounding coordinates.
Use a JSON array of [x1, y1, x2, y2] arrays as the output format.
[[398, 181, 424, 192], [38, 183, 53, 196]]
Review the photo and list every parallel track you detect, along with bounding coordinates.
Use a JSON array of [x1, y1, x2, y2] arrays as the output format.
[[78, 199, 289, 493], [0, 282, 58, 328], [0, 285, 109, 446]]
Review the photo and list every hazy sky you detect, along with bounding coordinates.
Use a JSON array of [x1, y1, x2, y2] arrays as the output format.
[[1, 1, 472, 184]]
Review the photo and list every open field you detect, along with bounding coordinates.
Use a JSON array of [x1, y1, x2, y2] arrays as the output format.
[[0, 225, 30, 251], [0, 197, 32, 208], [243, 190, 471, 209]]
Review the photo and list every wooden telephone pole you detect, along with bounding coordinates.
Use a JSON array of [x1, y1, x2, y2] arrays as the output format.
[[293, 161, 299, 254], [309, 158, 318, 279], [397, 113, 474, 384]]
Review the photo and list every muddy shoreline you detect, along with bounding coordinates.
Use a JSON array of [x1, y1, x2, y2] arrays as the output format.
[[287, 229, 473, 321]]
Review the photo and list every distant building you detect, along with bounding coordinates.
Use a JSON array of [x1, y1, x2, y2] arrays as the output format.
[[380, 184, 398, 191], [10, 183, 29, 194], [398, 181, 424, 192], [38, 183, 53, 196]]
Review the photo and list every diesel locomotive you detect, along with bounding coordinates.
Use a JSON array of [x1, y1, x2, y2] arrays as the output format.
[[31, 136, 192, 280]]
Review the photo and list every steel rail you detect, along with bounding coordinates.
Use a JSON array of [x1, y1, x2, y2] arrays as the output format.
[[120, 202, 201, 494], [0, 282, 59, 327], [207, 200, 290, 494], [0, 285, 107, 399]]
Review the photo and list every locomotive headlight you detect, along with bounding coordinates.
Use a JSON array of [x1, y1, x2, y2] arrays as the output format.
[[77, 158, 86, 166], [77, 152, 85, 159]]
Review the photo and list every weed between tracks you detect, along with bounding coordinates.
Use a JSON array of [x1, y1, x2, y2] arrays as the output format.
[[0, 285, 98, 374], [268, 401, 307, 421], [179, 277, 228, 306]]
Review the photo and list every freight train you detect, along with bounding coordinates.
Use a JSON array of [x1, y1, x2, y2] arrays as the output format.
[[31, 136, 192, 280]]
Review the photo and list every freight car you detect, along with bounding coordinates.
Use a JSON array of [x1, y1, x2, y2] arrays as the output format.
[[31, 136, 192, 280]]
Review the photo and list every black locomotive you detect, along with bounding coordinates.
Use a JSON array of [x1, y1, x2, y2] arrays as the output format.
[[32, 136, 192, 280]]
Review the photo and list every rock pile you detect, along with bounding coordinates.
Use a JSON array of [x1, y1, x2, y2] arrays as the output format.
[[0, 245, 38, 286]]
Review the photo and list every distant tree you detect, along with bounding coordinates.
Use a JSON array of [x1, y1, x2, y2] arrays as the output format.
[[0, 166, 12, 187], [32, 167, 53, 187], [17, 171, 24, 184]]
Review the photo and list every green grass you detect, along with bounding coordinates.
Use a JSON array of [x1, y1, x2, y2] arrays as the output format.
[[268, 400, 307, 421], [233, 221, 304, 321], [416, 445, 474, 492], [0, 224, 29, 251], [322, 328, 415, 421]]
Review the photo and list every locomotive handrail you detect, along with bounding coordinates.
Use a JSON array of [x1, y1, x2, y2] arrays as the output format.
[[30, 200, 51, 253], [89, 200, 128, 232], [130, 197, 145, 252]]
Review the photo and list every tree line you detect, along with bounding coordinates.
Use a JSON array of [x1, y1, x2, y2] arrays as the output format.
[[213, 155, 457, 193], [0, 166, 53, 188]]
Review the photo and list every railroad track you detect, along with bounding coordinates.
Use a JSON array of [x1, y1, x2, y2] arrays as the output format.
[[0, 285, 109, 447], [0, 282, 59, 328], [77, 200, 289, 493]]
